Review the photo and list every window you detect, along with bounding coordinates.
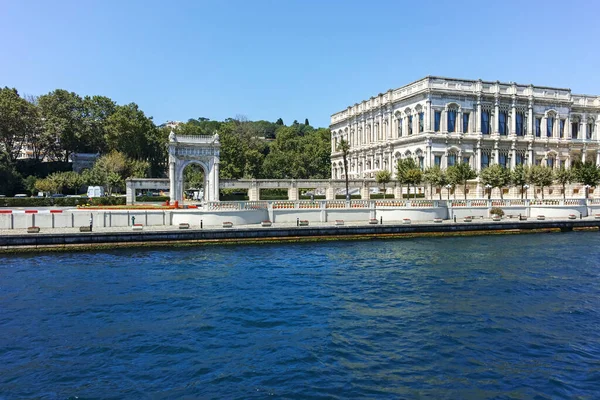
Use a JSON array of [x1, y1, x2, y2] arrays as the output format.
[[535, 118, 541, 137], [548, 157, 554, 168], [499, 154, 507, 168], [499, 112, 507, 135], [481, 111, 490, 134], [572, 122, 579, 139], [398, 118, 403, 137], [516, 113, 524, 136], [547, 117, 554, 137], [481, 153, 490, 169], [463, 113, 470, 133], [434, 111, 441, 132], [434, 155, 441, 167], [588, 122, 594, 139], [447, 110, 456, 133], [408, 115, 413, 135], [419, 156, 424, 170], [418, 112, 424, 132], [516, 153, 524, 165], [560, 119, 565, 138], [447, 153, 457, 167], [463, 156, 470, 165]]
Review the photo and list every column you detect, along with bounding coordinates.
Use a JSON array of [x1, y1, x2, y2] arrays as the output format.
[[426, 99, 432, 131], [476, 144, 482, 172], [542, 115, 547, 137], [511, 102, 517, 135], [511, 146, 516, 169], [527, 101, 534, 136], [426, 144, 432, 169], [582, 115, 588, 140], [476, 98, 482, 132], [566, 115, 571, 139], [596, 151, 600, 166], [494, 97, 500, 134], [528, 147, 534, 166], [388, 111, 393, 139], [169, 162, 176, 202], [457, 109, 463, 133], [213, 162, 220, 201], [494, 143, 499, 165]]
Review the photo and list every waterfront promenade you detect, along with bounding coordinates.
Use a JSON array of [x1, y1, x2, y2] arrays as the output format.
[[2, 215, 599, 253]]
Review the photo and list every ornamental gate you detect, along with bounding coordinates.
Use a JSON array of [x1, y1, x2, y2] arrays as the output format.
[[168, 131, 220, 202]]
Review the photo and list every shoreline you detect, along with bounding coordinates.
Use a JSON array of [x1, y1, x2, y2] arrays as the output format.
[[1, 219, 598, 254]]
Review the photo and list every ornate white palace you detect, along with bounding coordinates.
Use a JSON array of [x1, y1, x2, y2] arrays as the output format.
[[330, 76, 600, 197]]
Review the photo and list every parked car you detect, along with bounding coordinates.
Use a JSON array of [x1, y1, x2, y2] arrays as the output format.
[[14, 194, 28, 198], [51, 194, 65, 198]]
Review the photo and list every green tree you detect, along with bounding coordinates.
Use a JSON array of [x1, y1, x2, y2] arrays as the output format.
[[82, 95, 117, 153], [38, 89, 86, 161], [337, 138, 350, 200], [554, 167, 573, 200], [447, 162, 477, 200], [405, 168, 423, 199], [304, 118, 310, 126], [573, 161, 600, 199], [107, 171, 123, 195], [397, 158, 419, 198], [511, 164, 530, 199], [529, 165, 554, 199], [423, 166, 447, 200], [0, 87, 39, 162], [0, 152, 22, 195], [275, 118, 284, 126], [480, 164, 511, 199], [375, 169, 391, 198]]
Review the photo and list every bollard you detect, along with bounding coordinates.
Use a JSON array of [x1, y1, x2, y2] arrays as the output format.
[[580, 213, 583, 220], [297, 218, 299, 227], [453, 215, 456, 223], [131, 216, 135, 226], [201, 219, 203, 229], [380, 216, 382, 225]]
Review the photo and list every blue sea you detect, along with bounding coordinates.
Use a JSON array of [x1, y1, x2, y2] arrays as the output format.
[[1, 232, 600, 399]]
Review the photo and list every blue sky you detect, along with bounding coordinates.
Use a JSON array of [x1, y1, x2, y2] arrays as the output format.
[[1, 0, 599, 128]]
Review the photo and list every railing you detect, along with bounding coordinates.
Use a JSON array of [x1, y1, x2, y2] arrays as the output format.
[[205, 199, 587, 211]]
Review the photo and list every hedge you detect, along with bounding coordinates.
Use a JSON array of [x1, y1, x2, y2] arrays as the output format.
[[136, 196, 170, 202], [0, 196, 126, 207]]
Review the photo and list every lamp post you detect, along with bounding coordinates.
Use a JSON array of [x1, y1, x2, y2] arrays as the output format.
[[524, 184, 529, 200], [485, 184, 492, 200], [445, 184, 452, 200], [585, 184, 591, 200]]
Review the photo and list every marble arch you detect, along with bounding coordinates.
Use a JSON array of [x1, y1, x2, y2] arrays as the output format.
[[168, 131, 221, 203]]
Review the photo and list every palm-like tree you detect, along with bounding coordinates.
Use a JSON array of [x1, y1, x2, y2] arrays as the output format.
[[375, 169, 392, 198], [337, 138, 350, 201]]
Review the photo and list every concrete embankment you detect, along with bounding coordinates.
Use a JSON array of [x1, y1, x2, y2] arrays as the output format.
[[1, 219, 599, 253]]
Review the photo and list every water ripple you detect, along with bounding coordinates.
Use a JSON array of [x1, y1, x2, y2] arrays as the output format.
[[1, 232, 600, 398]]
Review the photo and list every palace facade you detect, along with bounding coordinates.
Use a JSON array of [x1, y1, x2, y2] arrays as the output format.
[[330, 76, 600, 196]]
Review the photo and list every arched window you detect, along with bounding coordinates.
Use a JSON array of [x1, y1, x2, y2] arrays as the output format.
[[447, 151, 457, 167], [447, 109, 457, 133], [547, 116, 554, 137]]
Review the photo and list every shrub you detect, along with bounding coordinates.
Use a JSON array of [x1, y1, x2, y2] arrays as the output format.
[[490, 207, 504, 217], [136, 195, 170, 202]]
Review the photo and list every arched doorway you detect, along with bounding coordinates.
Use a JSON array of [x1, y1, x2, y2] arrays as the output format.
[[168, 131, 220, 202], [180, 161, 207, 202]]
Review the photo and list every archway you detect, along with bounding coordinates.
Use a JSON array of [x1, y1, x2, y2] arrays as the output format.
[[168, 131, 220, 202], [182, 161, 207, 202]]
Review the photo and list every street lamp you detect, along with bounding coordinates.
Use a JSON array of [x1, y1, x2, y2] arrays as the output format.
[[485, 184, 492, 200], [445, 184, 452, 200], [585, 184, 591, 200], [523, 184, 529, 200]]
